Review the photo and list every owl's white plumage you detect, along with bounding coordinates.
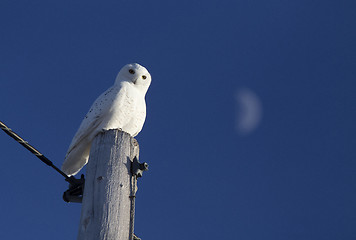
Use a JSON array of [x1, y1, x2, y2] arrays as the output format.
[[62, 63, 151, 176]]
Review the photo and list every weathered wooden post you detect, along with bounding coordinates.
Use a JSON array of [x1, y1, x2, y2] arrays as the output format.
[[77, 129, 143, 240]]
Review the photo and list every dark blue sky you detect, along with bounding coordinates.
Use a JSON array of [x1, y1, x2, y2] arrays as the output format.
[[0, 1, 355, 239]]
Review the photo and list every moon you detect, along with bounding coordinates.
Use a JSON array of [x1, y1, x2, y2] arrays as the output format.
[[235, 88, 262, 135]]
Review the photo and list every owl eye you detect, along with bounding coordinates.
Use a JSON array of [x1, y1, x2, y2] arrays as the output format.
[[128, 69, 135, 74], [142, 75, 147, 80]]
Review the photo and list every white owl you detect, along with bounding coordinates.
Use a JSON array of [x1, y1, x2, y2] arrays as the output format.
[[61, 63, 151, 176]]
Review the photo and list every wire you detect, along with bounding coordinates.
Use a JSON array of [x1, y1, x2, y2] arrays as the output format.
[[129, 174, 137, 240], [0, 120, 69, 179]]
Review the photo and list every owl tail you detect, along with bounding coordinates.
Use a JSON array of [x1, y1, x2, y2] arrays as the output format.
[[61, 142, 91, 176]]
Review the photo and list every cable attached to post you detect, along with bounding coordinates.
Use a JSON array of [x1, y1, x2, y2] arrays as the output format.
[[0, 120, 85, 203], [129, 156, 148, 240]]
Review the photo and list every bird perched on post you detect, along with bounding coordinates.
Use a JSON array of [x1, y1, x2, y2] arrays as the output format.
[[61, 63, 151, 176]]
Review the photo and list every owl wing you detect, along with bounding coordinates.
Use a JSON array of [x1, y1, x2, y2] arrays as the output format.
[[65, 85, 127, 157]]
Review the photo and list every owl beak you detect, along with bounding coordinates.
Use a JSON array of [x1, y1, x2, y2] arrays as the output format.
[[132, 78, 138, 84]]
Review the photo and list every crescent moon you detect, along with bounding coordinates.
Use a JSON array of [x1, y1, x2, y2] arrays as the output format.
[[235, 88, 262, 135]]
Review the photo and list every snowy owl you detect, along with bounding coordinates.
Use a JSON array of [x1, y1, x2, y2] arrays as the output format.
[[61, 63, 151, 176]]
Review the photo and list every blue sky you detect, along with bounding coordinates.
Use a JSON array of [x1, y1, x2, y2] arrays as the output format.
[[0, 0, 355, 239]]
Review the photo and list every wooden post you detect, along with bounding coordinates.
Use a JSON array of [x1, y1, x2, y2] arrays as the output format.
[[77, 129, 139, 240]]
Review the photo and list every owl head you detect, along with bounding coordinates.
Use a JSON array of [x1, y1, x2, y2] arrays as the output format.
[[115, 63, 151, 93]]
